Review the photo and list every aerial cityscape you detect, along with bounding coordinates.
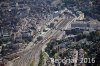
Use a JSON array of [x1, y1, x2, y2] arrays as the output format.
[[0, 0, 100, 66]]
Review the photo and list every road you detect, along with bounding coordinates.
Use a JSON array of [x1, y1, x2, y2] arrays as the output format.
[[6, 8, 77, 66]]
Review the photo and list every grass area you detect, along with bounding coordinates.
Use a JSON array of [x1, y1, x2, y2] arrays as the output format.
[[54, 53, 59, 58], [29, 60, 35, 66], [38, 51, 49, 66], [38, 51, 44, 66]]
